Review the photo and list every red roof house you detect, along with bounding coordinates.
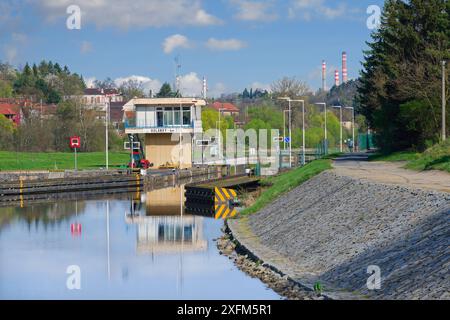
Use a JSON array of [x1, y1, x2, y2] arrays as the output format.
[[209, 102, 240, 116], [0, 103, 22, 126]]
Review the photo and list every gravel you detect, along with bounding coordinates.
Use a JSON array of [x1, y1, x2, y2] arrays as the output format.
[[246, 171, 450, 299]]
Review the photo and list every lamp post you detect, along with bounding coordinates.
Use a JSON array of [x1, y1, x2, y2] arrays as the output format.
[[333, 106, 343, 152], [315, 102, 328, 154], [442, 60, 447, 141], [217, 108, 226, 161], [278, 97, 292, 167], [292, 99, 305, 166], [345, 106, 355, 151], [283, 109, 289, 150], [105, 96, 110, 170], [278, 97, 305, 167]]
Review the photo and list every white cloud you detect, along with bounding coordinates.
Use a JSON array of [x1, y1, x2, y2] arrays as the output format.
[[4, 46, 18, 63], [205, 38, 247, 51], [35, 0, 222, 29], [163, 34, 191, 54], [249, 81, 271, 92], [289, 0, 347, 20], [231, 0, 278, 22], [80, 41, 93, 54], [2, 32, 28, 64], [114, 75, 162, 95], [87, 73, 224, 98], [84, 77, 97, 88], [208, 82, 228, 98], [178, 72, 203, 97]]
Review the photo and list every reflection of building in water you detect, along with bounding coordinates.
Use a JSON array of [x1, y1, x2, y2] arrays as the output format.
[[125, 186, 207, 254], [146, 186, 184, 216]]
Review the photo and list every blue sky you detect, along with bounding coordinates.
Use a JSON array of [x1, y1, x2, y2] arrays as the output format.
[[0, 0, 384, 97]]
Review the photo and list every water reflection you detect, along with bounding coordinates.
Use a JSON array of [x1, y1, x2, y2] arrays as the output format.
[[0, 185, 279, 300], [125, 187, 207, 254]]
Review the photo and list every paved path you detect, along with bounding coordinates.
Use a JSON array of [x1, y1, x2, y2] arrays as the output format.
[[228, 155, 450, 300], [333, 153, 450, 193]]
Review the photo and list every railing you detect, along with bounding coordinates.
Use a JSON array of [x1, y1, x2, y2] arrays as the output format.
[[124, 119, 193, 129]]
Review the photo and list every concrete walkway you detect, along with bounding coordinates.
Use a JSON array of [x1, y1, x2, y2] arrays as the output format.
[[333, 153, 450, 193]]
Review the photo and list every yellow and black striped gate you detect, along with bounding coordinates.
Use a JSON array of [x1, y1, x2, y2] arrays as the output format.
[[214, 187, 238, 219]]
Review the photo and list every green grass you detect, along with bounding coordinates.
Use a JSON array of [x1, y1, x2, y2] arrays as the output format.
[[369, 140, 450, 173], [405, 140, 450, 173], [369, 151, 420, 162], [240, 159, 332, 216], [0, 151, 130, 171]]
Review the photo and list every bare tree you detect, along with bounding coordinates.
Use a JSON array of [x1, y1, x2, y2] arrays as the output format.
[[119, 79, 145, 101], [271, 76, 311, 98]]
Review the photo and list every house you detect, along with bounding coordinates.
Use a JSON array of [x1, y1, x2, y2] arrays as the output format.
[[0, 100, 23, 126], [109, 101, 127, 130], [82, 88, 123, 111], [209, 101, 240, 117], [123, 98, 206, 169]]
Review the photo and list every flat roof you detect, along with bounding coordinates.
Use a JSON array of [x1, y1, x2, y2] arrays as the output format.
[[123, 98, 207, 111]]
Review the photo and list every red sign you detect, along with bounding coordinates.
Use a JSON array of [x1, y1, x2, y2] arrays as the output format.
[[71, 223, 82, 236], [70, 136, 81, 149]]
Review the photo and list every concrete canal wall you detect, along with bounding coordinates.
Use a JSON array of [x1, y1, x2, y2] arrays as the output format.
[[0, 166, 227, 203], [228, 171, 450, 300]]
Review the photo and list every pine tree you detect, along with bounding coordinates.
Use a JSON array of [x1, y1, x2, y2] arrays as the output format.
[[358, 0, 449, 151]]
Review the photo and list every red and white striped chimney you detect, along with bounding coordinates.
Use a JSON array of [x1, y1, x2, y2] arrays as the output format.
[[322, 60, 327, 91], [342, 51, 348, 83], [335, 69, 340, 87]]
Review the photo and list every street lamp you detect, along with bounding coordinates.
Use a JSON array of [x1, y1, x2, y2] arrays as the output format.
[[216, 108, 226, 161], [278, 97, 293, 167], [105, 95, 111, 170], [345, 106, 355, 151], [283, 109, 289, 150], [315, 102, 327, 140], [278, 97, 305, 167], [332, 106, 343, 152], [442, 60, 447, 141], [292, 99, 306, 166]]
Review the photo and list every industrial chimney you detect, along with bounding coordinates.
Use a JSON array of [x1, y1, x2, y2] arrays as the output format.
[[342, 52, 348, 83], [322, 60, 327, 92], [335, 70, 340, 87]]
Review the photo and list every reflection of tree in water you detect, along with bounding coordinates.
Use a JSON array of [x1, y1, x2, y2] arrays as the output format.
[[0, 201, 85, 232]]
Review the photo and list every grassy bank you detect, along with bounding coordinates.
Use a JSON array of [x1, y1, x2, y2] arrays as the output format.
[[369, 140, 450, 173], [0, 151, 130, 171], [240, 159, 332, 216]]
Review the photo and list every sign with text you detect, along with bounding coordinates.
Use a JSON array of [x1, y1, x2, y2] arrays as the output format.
[[70, 136, 81, 149]]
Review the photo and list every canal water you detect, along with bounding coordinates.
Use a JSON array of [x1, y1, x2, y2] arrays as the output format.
[[0, 185, 280, 300]]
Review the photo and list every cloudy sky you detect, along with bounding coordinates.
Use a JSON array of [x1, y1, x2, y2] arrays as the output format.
[[0, 0, 384, 97]]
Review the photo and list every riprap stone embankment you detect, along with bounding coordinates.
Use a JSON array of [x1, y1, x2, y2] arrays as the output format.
[[228, 171, 450, 299]]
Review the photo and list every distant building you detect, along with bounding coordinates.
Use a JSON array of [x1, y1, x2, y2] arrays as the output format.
[[209, 101, 240, 118], [109, 101, 127, 130], [343, 121, 353, 131], [0, 103, 22, 126], [123, 98, 206, 169], [82, 88, 123, 111], [0, 98, 58, 124]]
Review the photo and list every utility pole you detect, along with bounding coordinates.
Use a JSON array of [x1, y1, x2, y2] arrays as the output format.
[[345, 106, 355, 150], [315, 103, 328, 154], [443, 60, 447, 141], [105, 96, 110, 170], [333, 106, 343, 152]]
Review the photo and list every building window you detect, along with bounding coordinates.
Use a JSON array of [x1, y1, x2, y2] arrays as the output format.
[[174, 109, 181, 126], [163, 107, 174, 127], [183, 107, 191, 126], [157, 108, 163, 127]]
